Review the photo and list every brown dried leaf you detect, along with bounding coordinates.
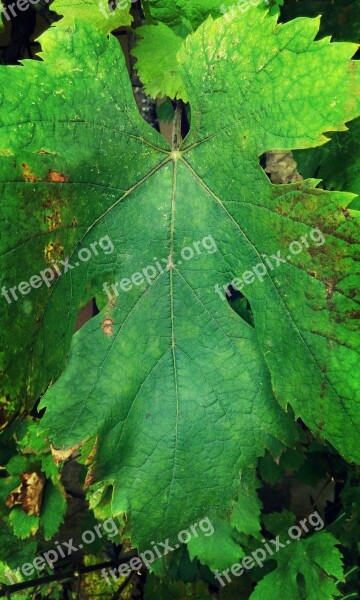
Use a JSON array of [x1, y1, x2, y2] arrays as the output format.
[[6, 471, 46, 516]]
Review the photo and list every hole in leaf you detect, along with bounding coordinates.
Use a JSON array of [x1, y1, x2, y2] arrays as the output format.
[[74, 298, 99, 332], [227, 286, 254, 328], [296, 572, 307, 600], [259, 151, 303, 185]]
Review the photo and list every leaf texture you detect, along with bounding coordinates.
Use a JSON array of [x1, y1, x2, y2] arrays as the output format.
[[0, 8, 359, 547]]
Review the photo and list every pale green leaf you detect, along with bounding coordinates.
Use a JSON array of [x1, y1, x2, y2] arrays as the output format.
[[52, 0, 132, 33], [132, 23, 188, 101]]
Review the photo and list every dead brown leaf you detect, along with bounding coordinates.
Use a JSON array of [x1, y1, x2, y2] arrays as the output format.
[[6, 471, 46, 516]]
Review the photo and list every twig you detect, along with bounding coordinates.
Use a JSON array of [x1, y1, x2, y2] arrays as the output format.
[[111, 570, 135, 599], [309, 476, 333, 510], [0, 552, 137, 597], [75, 569, 82, 599]]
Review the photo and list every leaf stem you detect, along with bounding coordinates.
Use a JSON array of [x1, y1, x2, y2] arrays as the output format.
[[336, 565, 359, 584], [330, 511, 346, 528], [172, 100, 184, 150]]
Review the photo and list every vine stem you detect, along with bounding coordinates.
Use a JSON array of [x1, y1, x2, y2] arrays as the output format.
[[0, 552, 137, 597], [140, 0, 153, 23], [111, 571, 135, 599]]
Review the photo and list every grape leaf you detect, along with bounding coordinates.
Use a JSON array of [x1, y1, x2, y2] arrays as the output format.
[[40, 480, 67, 540], [9, 507, 39, 539], [294, 118, 360, 201], [150, 545, 199, 582], [52, 0, 132, 33], [0, 7, 359, 550], [249, 532, 344, 600], [0, 522, 37, 570], [148, 0, 235, 35], [262, 510, 297, 536], [132, 23, 188, 101], [0, 418, 66, 554], [280, 0, 360, 43], [187, 517, 245, 572], [147, 0, 272, 36], [230, 470, 262, 539], [285, 0, 360, 208]]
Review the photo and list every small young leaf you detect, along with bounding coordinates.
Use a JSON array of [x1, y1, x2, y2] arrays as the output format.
[[132, 23, 188, 101]]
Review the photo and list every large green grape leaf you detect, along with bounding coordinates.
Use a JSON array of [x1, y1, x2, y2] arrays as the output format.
[[0, 6, 359, 549]]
